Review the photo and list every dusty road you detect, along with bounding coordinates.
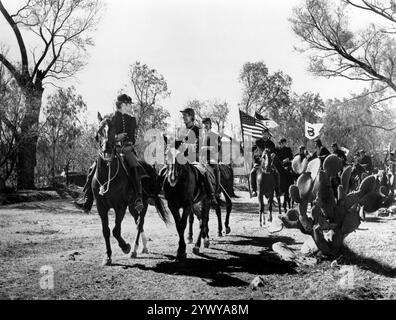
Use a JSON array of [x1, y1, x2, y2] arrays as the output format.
[[0, 192, 395, 300]]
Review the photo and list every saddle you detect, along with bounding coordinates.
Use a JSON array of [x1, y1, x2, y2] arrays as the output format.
[[116, 152, 150, 180], [191, 162, 216, 186]]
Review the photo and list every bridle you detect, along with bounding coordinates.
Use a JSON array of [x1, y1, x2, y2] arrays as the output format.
[[95, 119, 120, 196], [260, 149, 275, 173]]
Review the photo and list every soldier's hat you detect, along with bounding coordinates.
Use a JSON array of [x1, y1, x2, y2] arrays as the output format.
[[279, 138, 287, 144], [180, 108, 195, 118], [117, 94, 133, 104], [202, 117, 212, 124]]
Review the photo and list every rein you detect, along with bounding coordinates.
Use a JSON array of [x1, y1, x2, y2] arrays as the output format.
[[95, 154, 120, 196]]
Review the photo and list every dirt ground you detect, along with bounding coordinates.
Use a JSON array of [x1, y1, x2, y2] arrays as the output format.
[[0, 191, 395, 300]]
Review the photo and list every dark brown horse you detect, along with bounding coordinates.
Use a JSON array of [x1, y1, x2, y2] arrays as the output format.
[[274, 160, 295, 213], [256, 149, 282, 226], [187, 164, 233, 242], [163, 147, 210, 260], [93, 113, 170, 266]]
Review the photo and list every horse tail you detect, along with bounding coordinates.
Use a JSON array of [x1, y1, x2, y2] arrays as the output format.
[[138, 160, 171, 225], [154, 194, 171, 225], [220, 164, 238, 198]]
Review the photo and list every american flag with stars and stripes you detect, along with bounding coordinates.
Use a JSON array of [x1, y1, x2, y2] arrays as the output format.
[[239, 109, 269, 140]]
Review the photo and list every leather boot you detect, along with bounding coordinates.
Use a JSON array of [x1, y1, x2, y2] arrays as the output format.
[[204, 172, 218, 206], [250, 167, 258, 197], [74, 163, 95, 213], [130, 166, 144, 212]]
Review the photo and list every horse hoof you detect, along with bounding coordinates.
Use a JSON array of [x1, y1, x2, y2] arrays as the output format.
[[192, 247, 200, 255], [102, 257, 112, 266], [142, 248, 149, 254], [187, 238, 194, 244], [122, 244, 131, 255], [204, 239, 210, 248], [226, 227, 231, 234], [131, 251, 138, 259], [218, 232, 223, 237], [176, 252, 187, 261]]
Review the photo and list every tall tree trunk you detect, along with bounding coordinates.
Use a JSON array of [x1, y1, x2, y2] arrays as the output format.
[[16, 85, 43, 190]]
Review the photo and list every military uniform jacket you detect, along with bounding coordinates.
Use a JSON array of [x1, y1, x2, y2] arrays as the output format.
[[111, 111, 138, 145], [201, 130, 222, 164], [276, 146, 293, 163], [177, 125, 201, 162]]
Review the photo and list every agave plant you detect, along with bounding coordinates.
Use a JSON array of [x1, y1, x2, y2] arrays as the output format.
[[280, 155, 385, 257]]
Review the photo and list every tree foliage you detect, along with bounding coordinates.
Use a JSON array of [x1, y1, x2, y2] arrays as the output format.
[[185, 99, 230, 133], [38, 86, 87, 184], [0, 0, 103, 188], [290, 0, 396, 130], [127, 61, 171, 154], [239, 61, 292, 116]]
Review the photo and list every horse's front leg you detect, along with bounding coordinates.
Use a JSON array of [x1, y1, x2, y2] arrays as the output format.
[[268, 194, 274, 223], [99, 209, 112, 266], [171, 205, 188, 261], [224, 196, 232, 235], [193, 202, 210, 255], [113, 206, 131, 256], [215, 202, 223, 237], [258, 192, 265, 227], [131, 205, 148, 258], [188, 210, 194, 244]]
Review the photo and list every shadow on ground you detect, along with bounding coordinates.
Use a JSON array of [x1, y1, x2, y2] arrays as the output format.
[[341, 246, 396, 278], [118, 235, 298, 288]]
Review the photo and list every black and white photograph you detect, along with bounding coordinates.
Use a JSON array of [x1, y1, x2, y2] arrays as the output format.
[[0, 0, 395, 305]]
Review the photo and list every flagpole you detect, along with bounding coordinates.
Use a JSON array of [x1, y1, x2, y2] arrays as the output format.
[[239, 109, 252, 198]]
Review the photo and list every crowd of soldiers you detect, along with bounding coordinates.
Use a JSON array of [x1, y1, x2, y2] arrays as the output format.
[[248, 128, 386, 197], [74, 93, 395, 212]]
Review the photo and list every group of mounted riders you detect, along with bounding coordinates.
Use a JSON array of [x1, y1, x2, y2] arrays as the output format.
[[249, 130, 395, 198], [74, 93, 395, 214], [71, 93, 395, 263], [74, 94, 224, 214]]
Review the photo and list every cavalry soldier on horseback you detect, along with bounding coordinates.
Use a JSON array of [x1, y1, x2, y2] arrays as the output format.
[[250, 128, 277, 197], [175, 108, 218, 206], [309, 139, 330, 165], [201, 117, 222, 200], [358, 149, 373, 174], [276, 138, 293, 172], [331, 142, 347, 165], [74, 94, 144, 213]]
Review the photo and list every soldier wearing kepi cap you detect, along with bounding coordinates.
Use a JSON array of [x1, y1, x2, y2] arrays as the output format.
[[74, 94, 144, 213], [176, 108, 218, 206], [250, 128, 277, 197]]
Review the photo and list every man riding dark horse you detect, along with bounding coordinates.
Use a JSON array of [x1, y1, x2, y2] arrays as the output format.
[[358, 149, 373, 175], [161, 108, 218, 206], [308, 139, 331, 165], [276, 138, 293, 172], [250, 128, 278, 197], [331, 142, 347, 166], [74, 94, 144, 213]]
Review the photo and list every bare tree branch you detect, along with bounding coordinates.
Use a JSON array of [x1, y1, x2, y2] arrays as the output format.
[[0, 0, 29, 77]]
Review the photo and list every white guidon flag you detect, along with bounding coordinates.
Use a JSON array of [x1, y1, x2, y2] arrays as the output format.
[[305, 121, 324, 140]]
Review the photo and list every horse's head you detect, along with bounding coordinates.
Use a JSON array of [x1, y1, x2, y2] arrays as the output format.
[[96, 112, 116, 163], [260, 148, 273, 173], [165, 144, 188, 188]]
